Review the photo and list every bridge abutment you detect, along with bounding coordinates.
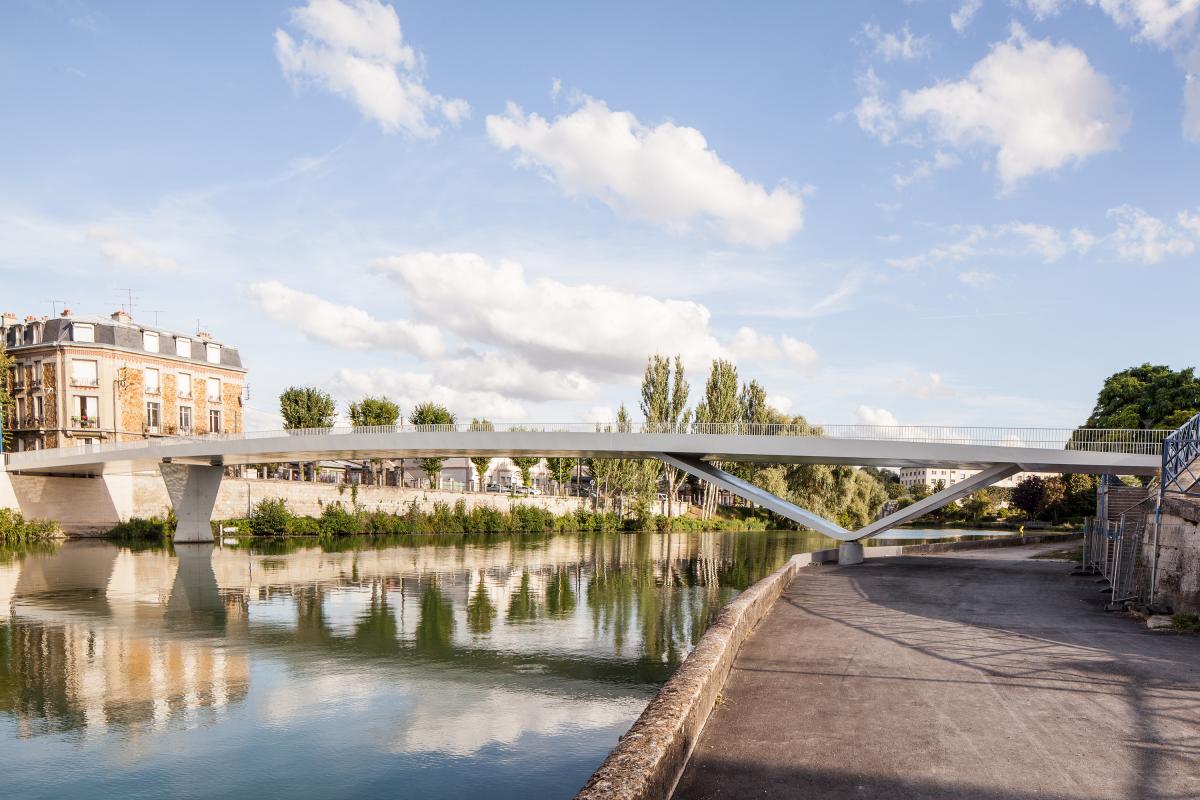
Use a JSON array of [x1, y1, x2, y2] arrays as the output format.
[[160, 463, 222, 544]]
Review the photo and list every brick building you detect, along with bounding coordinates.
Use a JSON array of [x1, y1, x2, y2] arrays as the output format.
[[2, 309, 246, 451]]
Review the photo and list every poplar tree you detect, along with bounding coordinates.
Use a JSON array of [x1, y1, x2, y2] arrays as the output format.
[[639, 354, 691, 516]]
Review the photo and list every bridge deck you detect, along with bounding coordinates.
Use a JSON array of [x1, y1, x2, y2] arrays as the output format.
[[1, 430, 1163, 476]]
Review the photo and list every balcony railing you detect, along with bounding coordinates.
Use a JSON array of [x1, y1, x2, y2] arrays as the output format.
[[71, 416, 101, 430], [70, 378, 100, 388]]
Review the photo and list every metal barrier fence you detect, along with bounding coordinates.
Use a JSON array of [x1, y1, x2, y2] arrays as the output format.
[[1, 422, 1173, 469], [1080, 516, 1147, 605]]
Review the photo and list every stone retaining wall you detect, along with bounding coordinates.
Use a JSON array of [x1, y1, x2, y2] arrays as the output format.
[[1, 472, 588, 534]]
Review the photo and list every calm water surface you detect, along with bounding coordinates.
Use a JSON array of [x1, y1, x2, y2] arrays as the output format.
[[0, 528, 1002, 799]]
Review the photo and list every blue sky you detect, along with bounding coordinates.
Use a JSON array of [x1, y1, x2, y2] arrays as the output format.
[[3, 0, 1199, 429]]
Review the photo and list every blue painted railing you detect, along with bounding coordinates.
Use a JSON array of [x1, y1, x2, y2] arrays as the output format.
[[1160, 412, 1200, 497]]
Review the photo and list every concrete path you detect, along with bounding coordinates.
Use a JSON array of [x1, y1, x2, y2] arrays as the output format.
[[673, 544, 1200, 800]]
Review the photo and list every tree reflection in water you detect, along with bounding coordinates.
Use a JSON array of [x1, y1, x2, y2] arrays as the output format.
[[0, 529, 835, 740]]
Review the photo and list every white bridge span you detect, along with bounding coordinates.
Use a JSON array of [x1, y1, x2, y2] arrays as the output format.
[[1, 423, 1166, 556]]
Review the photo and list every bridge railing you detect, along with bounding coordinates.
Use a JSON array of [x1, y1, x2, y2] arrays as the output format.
[[1, 423, 1172, 469]]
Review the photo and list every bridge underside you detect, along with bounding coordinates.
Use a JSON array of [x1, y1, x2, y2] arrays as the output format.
[[157, 452, 1026, 551], [659, 454, 1021, 552]]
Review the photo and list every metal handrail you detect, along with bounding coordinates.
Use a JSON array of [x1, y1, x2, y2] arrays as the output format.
[[1160, 412, 1200, 496], [0, 422, 1174, 467]]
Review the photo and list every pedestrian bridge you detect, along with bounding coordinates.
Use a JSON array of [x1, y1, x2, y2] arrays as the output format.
[[1, 423, 1167, 554]]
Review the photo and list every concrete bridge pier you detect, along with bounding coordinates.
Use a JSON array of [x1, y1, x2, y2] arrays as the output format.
[[837, 542, 865, 565], [160, 462, 223, 543]]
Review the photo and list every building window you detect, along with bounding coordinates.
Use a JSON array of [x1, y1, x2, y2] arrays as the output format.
[[31, 360, 42, 386], [179, 405, 193, 434], [71, 359, 99, 387], [207, 377, 221, 402], [143, 331, 159, 353], [178, 371, 192, 398], [74, 396, 99, 429], [209, 409, 222, 433], [176, 337, 191, 358], [145, 367, 161, 394], [145, 401, 161, 433], [206, 343, 221, 364], [73, 323, 95, 343], [33, 395, 43, 421]]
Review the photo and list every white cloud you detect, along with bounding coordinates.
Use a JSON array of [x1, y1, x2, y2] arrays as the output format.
[[853, 68, 900, 145], [951, 0, 984, 33], [894, 371, 954, 399], [893, 150, 960, 189], [248, 280, 445, 356], [728, 327, 819, 369], [1107, 204, 1197, 263], [862, 23, 931, 60], [959, 270, 997, 286], [891, 205, 1199, 270], [275, 0, 467, 136], [486, 95, 805, 246], [767, 395, 793, 414], [330, 367, 525, 419], [1089, 0, 1200, 47], [856, 405, 900, 426], [85, 226, 180, 271], [1179, 207, 1200, 235], [370, 251, 806, 375], [900, 24, 1128, 188]]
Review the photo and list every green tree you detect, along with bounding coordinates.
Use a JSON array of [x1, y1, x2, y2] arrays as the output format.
[[640, 354, 691, 515], [0, 341, 13, 451], [961, 489, 994, 523], [280, 386, 336, 429], [511, 455, 541, 487], [348, 396, 400, 485], [694, 359, 739, 518], [348, 395, 400, 427], [1082, 363, 1200, 431], [409, 402, 456, 488], [280, 386, 335, 481], [469, 418, 494, 491], [544, 457, 574, 495], [1011, 476, 1046, 519]]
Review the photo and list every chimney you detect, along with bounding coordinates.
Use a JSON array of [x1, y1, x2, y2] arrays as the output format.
[[111, 309, 131, 324], [61, 308, 72, 317], [1, 312, 16, 327], [24, 315, 36, 323], [196, 331, 213, 341]]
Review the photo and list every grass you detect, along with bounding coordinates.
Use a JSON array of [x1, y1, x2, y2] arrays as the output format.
[[1172, 613, 1200, 633]]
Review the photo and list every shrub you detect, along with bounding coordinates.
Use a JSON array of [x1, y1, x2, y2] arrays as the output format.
[[287, 515, 322, 536], [319, 501, 359, 536], [250, 497, 292, 536], [0, 508, 60, 544]]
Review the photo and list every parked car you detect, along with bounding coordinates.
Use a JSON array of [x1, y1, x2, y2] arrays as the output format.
[[485, 482, 503, 492], [512, 485, 535, 496]]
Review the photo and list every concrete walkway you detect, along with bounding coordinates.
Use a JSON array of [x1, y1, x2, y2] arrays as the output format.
[[673, 544, 1200, 800]]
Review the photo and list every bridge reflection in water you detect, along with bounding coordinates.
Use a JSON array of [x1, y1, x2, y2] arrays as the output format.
[[0, 530, 856, 799]]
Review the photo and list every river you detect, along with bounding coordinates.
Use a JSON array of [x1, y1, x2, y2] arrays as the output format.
[[0, 528, 1005, 799]]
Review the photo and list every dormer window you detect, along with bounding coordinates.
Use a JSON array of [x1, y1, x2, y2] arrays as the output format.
[[73, 323, 95, 343], [175, 336, 191, 358], [206, 343, 221, 364], [143, 331, 159, 353]]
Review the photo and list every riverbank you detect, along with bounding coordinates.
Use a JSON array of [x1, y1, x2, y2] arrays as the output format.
[[107, 500, 778, 540]]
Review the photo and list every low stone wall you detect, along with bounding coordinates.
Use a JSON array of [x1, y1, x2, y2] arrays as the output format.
[[1151, 498, 1200, 613], [134, 475, 587, 522], [574, 533, 1077, 800], [1, 472, 588, 534]]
